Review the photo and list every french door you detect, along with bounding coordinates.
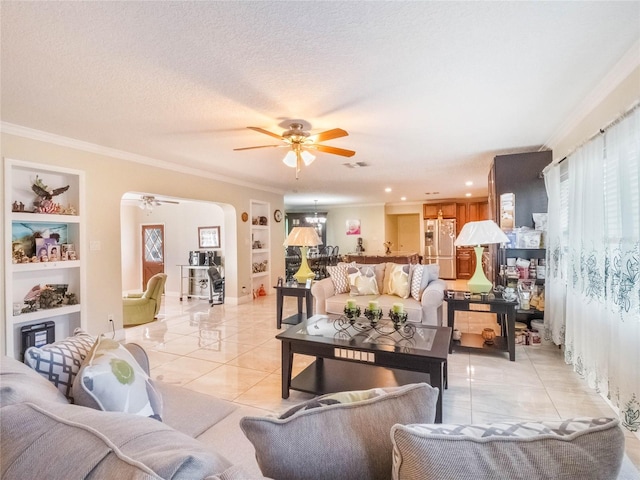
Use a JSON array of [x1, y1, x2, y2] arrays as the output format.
[[142, 224, 164, 289]]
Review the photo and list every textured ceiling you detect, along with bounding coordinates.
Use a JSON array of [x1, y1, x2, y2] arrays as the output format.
[[1, 1, 639, 208]]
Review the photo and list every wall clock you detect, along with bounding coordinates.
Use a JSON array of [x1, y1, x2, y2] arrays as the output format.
[[241, 212, 248, 222], [274, 209, 283, 223]]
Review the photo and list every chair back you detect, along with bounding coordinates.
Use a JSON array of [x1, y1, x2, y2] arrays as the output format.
[[143, 273, 167, 301]]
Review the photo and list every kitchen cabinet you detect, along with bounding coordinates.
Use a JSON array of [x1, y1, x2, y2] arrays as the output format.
[[4, 158, 86, 359], [456, 247, 474, 279], [423, 202, 456, 219], [454, 200, 489, 236]]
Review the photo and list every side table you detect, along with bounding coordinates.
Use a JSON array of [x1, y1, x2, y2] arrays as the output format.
[[444, 293, 518, 361], [274, 284, 313, 329]]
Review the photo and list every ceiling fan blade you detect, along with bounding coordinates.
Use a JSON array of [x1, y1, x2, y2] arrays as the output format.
[[308, 128, 348, 143], [311, 144, 356, 157], [247, 126, 285, 140], [233, 145, 282, 151]]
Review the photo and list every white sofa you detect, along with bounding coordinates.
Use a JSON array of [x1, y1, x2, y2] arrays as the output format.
[[311, 262, 446, 325]]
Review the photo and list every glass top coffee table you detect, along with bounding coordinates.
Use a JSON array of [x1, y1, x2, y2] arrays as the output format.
[[276, 314, 452, 422]]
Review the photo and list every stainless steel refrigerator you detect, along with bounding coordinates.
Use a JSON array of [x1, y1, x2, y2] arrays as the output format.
[[424, 219, 456, 279]]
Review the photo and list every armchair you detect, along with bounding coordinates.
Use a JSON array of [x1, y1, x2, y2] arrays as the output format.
[[123, 273, 167, 326]]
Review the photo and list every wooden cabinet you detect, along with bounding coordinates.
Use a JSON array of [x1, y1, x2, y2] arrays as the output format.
[[454, 200, 489, 236], [423, 202, 456, 219], [456, 247, 475, 279]]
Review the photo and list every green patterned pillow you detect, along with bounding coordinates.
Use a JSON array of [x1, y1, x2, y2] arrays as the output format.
[[72, 337, 163, 420]]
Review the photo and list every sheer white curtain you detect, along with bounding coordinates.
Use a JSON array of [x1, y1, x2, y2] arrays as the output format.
[[543, 164, 567, 345], [545, 106, 640, 433]]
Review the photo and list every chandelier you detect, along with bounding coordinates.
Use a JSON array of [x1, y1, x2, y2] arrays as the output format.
[[305, 200, 327, 225]]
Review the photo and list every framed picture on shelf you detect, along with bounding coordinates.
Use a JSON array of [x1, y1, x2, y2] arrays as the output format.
[[47, 244, 61, 261], [61, 243, 74, 260], [198, 226, 221, 249]]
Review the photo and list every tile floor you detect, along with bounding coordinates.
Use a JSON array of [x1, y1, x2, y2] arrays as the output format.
[[124, 286, 640, 468]]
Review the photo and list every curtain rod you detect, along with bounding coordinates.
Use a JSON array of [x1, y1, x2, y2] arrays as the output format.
[[544, 100, 640, 172]]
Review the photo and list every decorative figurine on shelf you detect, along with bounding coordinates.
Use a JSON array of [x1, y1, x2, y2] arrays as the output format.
[[65, 293, 78, 305], [383, 241, 393, 255], [38, 287, 57, 309], [12, 201, 25, 212], [32, 175, 69, 213]]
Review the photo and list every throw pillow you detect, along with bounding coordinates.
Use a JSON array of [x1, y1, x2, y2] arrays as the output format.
[[419, 263, 441, 295], [240, 383, 439, 480], [384, 263, 411, 299], [390, 417, 624, 480], [0, 355, 69, 407], [72, 336, 163, 420], [347, 265, 380, 296], [24, 328, 95, 402], [410, 264, 424, 301], [326, 262, 355, 294]]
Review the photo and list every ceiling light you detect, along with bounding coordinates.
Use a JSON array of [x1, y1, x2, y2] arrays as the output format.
[[465, 181, 473, 186], [385, 187, 392, 193], [401, 196, 407, 201], [283, 151, 297, 168], [465, 193, 472, 197], [301, 150, 315, 166]]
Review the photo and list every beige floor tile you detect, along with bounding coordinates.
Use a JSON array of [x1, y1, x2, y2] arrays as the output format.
[[183, 364, 270, 401], [234, 373, 315, 413], [188, 341, 257, 364], [150, 356, 221, 386], [471, 382, 560, 422], [227, 345, 282, 373]]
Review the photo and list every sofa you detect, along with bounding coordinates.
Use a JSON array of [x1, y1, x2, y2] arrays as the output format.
[[3, 334, 639, 480], [311, 262, 446, 325]]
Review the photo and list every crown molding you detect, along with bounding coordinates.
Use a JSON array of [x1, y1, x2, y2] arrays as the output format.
[[544, 38, 640, 150], [0, 122, 284, 196]]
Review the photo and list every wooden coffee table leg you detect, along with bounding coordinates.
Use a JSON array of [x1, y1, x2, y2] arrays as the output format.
[[281, 340, 293, 399]]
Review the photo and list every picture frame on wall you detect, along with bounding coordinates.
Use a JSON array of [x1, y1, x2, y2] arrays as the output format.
[[198, 226, 221, 249]]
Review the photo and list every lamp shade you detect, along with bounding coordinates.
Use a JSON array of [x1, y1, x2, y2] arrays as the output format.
[[454, 220, 509, 246], [284, 227, 322, 284], [284, 226, 322, 247]]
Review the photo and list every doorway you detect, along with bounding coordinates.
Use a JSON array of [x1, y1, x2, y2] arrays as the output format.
[[142, 224, 165, 289]]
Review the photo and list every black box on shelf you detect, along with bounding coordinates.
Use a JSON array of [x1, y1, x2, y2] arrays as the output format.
[[21, 321, 55, 359]]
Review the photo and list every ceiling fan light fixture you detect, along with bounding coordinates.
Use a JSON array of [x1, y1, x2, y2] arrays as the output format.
[[301, 150, 315, 166], [282, 151, 297, 168]]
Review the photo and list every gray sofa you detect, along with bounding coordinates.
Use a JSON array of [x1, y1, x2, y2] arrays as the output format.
[[2, 345, 639, 480], [0, 350, 267, 479], [312, 262, 446, 325]]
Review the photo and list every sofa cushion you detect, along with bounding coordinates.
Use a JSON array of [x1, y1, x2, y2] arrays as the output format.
[[420, 263, 440, 294], [326, 262, 355, 294], [0, 355, 69, 407], [347, 265, 380, 296], [24, 328, 95, 402], [390, 417, 625, 480], [240, 383, 439, 480], [0, 401, 232, 480], [383, 263, 411, 298], [72, 337, 163, 420]]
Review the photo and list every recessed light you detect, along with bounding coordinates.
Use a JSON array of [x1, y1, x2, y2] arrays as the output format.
[[465, 181, 473, 186], [465, 193, 472, 197], [401, 196, 407, 201], [385, 187, 392, 193]]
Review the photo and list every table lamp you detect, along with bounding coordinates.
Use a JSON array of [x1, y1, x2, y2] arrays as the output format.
[[284, 227, 322, 284], [454, 220, 509, 293]]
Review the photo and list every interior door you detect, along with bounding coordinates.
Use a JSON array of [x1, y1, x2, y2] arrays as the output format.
[[397, 214, 420, 253], [142, 224, 165, 289]]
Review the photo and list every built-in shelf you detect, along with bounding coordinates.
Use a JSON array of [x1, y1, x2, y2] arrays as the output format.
[[250, 200, 271, 297], [4, 158, 86, 359]]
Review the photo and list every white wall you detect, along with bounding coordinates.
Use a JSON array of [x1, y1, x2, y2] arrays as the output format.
[[324, 204, 386, 254], [120, 200, 225, 295]]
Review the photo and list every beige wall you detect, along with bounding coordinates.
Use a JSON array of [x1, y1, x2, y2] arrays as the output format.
[[2, 132, 284, 346], [324, 204, 386, 255], [550, 65, 640, 161]]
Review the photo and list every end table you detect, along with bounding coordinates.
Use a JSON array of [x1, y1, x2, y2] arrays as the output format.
[[274, 284, 313, 329]]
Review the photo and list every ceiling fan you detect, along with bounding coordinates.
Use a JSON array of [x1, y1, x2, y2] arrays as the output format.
[[139, 195, 179, 213], [234, 123, 356, 179]]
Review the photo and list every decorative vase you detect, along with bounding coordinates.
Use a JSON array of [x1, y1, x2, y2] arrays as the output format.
[[481, 328, 496, 345]]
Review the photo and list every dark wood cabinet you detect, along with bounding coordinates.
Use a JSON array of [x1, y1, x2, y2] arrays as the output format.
[[423, 202, 456, 219], [456, 247, 475, 279]]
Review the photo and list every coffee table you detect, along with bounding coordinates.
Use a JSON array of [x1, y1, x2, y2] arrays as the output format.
[[276, 315, 451, 422]]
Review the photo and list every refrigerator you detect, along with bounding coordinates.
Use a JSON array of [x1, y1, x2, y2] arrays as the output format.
[[424, 219, 456, 279]]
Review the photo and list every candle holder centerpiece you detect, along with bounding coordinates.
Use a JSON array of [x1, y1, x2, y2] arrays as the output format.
[[389, 303, 408, 330], [335, 300, 414, 339]]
